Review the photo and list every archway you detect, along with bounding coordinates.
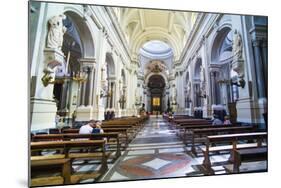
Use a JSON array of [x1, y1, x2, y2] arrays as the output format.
[[193, 58, 203, 107], [52, 10, 95, 122], [104, 52, 116, 109], [210, 27, 235, 106], [210, 26, 238, 121], [147, 75, 166, 114]]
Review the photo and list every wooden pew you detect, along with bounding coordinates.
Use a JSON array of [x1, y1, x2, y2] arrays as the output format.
[[62, 128, 130, 148], [189, 126, 254, 156], [30, 140, 108, 186], [63, 133, 121, 159], [171, 119, 210, 128], [32, 133, 121, 159], [31, 158, 71, 187], [224, 147, 267, 173], [201, 132, 267, 174], [101, 124, 140, 135], [30, 141, 70, 187]]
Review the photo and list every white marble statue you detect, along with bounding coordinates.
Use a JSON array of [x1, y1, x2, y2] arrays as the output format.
[[135, 86, 140, 104], [200, 65, 205, 82], [187, 81, 191, 98], [232, 29, 243, 58], [172, 85, 177, 104], [101, 64, 108, 91], [47, 14, 67, 50]]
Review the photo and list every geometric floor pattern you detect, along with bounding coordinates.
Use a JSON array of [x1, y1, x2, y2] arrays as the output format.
[[101, 116, 230, 181]]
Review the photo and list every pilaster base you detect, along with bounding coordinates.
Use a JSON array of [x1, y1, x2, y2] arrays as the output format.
[[76, 106, 95, 121], [30, 98, 57, 131], [236, 98, 267, 126]]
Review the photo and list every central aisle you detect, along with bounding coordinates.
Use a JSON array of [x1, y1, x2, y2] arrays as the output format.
[[101, 116, 196, 181]]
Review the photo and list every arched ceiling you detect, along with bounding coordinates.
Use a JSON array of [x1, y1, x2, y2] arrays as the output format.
[[112, 8, 198, 62]]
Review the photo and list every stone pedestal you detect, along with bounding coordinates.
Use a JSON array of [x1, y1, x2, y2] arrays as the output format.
[[203, 105, 208, 118], [75, 106, 95, 121], [236, 98, 266, 125], [30, 98, 57, 131], [90, 106, 105, 121]]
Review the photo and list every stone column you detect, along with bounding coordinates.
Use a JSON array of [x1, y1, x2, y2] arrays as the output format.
[[252, 39, 265, 98], [261, 39, 268, 95], [79, 58, 96, 106]]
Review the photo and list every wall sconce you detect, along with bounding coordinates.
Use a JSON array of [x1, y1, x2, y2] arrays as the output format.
[[41, 69, 87, 87], [217, 78, 246, 88], [41, 68, 53, 87], [171, 102, 177, 105], [72, 71, 87, 83], [41, 68, 64, 87], [100, 90, 112, 98], [199, 94, 207, 98], [231, 78, 246, 88]]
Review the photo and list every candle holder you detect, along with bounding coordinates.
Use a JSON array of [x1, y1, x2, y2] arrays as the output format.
[[217, 78, 245, 88], [41, 69, 87, 87]]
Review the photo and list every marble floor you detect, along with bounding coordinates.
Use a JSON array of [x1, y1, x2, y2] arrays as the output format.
[[100, 116, 230, 182]]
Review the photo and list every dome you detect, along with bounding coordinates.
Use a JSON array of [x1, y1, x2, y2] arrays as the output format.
[[140, 40, 173, 59]]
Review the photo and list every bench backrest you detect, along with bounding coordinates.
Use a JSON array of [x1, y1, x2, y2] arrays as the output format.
[[207, 132, 267, 143], [32, 133, 119, 142], [192, 126, 254, 135], [31, 140, 105, 153]]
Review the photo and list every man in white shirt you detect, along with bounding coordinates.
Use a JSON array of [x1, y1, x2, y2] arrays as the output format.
[[79, 120, 96, 134]]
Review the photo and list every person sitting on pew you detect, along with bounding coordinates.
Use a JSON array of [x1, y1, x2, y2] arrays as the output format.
[[212, 114, 223, 125], [223, 115, 231, 125], [92, 121, 108, 150], [92, 121, 104, 134], [79, 119, 95, 134]]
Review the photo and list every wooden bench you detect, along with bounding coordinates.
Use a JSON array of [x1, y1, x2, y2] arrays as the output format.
[[201, 132, 267, 174], [189, 126, 255, 156], [224, 147, 267, 173], [171, 119, 210, 128], [63, 133, 121, 159], [176, 124, 232, 139], [30, 142, 70, 187], [32, 133, 121, 159], [62, 128, 131, 148], [30, 140, 108, 186]]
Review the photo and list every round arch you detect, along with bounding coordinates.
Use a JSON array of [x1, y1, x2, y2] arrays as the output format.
[[210, 24, 232, 63], [194, 57, 203, 79], [63, 8, 95, 58], [105, 52, 116, 77], [144, 72, 169, 87]]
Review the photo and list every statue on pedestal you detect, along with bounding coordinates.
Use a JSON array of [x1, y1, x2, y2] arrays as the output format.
[[47, 14, 67, 50], [172, 85, 177, 105], [232, 29, 243, 60], [200, 66, 206, 98], [232, 29, 245, 78]]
